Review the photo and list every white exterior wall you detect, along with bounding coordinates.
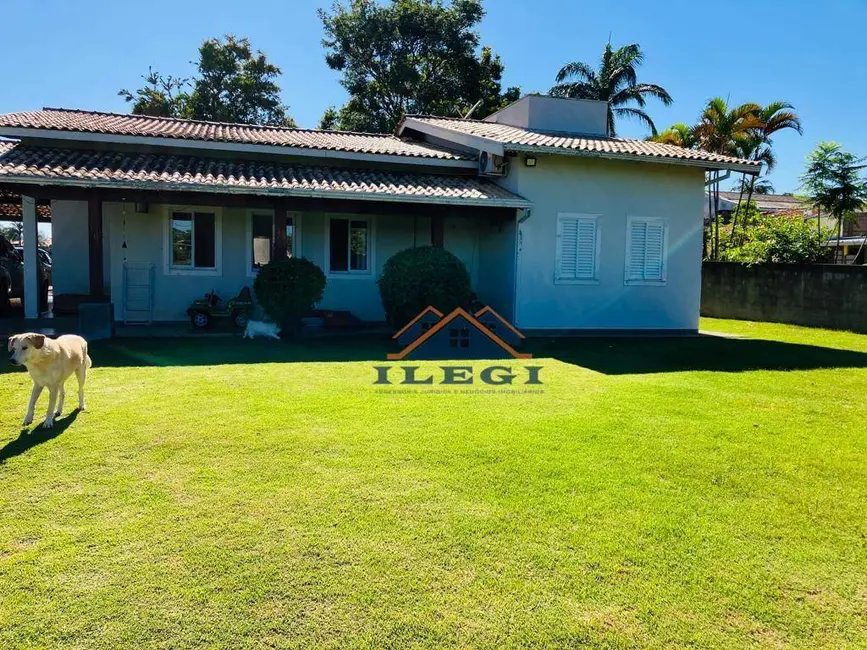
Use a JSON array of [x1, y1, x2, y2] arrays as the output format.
[[497, 156, 706, 331], [38, 201, 484, 323], [50, 200, 90, 295], [50, 199, 111, 296]]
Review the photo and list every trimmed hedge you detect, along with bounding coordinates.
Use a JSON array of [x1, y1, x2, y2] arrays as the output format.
[[378, 246, 472, 328], [253, 257, 326, 331]]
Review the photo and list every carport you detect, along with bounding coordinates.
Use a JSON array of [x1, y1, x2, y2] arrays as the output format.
[[0, 188, 51, 318]]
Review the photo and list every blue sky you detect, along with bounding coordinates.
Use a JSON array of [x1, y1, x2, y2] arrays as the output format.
[[1, 0, 865, 193]]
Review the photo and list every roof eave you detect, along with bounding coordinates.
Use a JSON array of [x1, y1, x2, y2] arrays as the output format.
[[0, 174, 532, 209], [504, 144, 762, 175]]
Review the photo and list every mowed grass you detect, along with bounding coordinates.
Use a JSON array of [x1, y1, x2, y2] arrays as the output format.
[[0, 319, 865, 649]]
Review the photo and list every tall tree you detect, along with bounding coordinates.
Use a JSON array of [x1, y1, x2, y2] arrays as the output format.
[[119, 36, 295, 126], [728, 102, 802, 240], [318, 0, 520, 133], [118, 67, 189, 118], [800, 142, 867, 262], [650, 122, 696, 148], [549, 41, 672, 136]]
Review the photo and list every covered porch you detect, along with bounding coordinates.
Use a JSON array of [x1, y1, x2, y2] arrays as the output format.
[[1, 184, 525, 328]]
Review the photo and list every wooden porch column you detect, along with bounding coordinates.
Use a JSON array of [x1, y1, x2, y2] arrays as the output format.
[[22, 195, 39, 318], [431, 214, 445, 248], [88, 192, 104, 298], [273, 201, 288, 260]]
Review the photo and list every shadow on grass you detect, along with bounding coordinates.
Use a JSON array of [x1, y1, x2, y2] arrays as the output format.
[[527, 335, 867, 374], [2, 333, 866, 376], [0, 410, 79, 464]]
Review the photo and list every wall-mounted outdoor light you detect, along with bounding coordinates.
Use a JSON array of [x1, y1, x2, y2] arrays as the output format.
[[524, 156, 537, 167]]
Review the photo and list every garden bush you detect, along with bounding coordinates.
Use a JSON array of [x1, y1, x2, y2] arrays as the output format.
[[378, 246, 472, 328], [253, 257, 326, 331], [717, 203, 833, 265]]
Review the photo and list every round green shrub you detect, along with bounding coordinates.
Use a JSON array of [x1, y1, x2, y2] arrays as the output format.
[[378, 246, 472, 328], [253, 257, 326, 331]]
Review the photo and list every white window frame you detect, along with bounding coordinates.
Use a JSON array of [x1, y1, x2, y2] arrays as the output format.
[[554, 212, 601, 285], [163, 206, 223, 277], [624, 215, 669, 286], [245, 210, 302, 278], [324, 214, 375, 279]]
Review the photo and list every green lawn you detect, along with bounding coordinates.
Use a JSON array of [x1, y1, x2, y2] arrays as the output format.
[[1, 318, 865, 649]]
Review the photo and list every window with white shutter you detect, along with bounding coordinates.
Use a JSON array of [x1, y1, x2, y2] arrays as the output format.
[[555, 213, 600, 284], [624, 216, 668, 285]]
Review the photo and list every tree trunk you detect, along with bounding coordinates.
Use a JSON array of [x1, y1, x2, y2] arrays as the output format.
[[730, 173, 748, 244], [713, 173, 721, 259], [836, 215, 844, 264]]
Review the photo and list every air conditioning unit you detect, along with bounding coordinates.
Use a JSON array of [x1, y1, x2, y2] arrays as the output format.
[[479, 151, 508, 176]]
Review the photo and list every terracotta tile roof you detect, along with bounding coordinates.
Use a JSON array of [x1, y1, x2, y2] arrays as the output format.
[[403, 115, 761, 171], [717, 191, 809, 213], [0, 184, 51, 220], [0, 143, 530, 208], [0, 108, 472, 161]]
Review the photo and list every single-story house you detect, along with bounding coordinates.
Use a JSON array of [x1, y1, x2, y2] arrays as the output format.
[[0, 95, 758, 332]]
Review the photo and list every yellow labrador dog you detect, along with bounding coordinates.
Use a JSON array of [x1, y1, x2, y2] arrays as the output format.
[[8, 333, 92, 428]]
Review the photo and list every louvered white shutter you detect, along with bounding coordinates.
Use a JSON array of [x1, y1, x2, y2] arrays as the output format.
[[625, 217, 668, 284], [626, 221, 647, 281], [556, 214, 598, 282], [643, 222, 665, 280]]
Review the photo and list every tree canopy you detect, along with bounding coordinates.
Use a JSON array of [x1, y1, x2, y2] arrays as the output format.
[[550, 41, 672, 136], [318, 0, 519, 133], [119, 36, 295, 126]]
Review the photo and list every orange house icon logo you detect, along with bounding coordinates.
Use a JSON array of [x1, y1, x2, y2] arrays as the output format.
[[387, 305, 532, 361]]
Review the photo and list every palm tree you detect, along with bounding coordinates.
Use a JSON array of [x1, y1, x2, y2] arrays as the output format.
[[730, 102, 802, 240], [550, 41, 672, 137], [650, 122, 696, 148], [690, 98, 763, 257], [693, 97, 763, 155]]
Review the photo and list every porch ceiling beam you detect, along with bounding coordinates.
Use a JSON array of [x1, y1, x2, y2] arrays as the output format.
[[0, 183, 518, 221]]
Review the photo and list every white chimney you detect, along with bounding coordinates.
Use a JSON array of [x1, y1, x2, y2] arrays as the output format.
[[483, 95, 608, 137]]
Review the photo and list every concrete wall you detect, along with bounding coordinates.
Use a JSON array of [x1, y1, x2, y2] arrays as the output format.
[[496, 156, 706, 331], [39, 201, 488, 323], [485, 95, 608, 136], [702, 262, 867, 333]]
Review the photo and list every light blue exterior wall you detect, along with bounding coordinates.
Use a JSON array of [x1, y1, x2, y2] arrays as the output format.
[[496, 156, 705, 331], [45, 201, 497, 323], [49, 154, 704, 331]]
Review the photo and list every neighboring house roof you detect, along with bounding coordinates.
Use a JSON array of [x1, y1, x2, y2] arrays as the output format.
[[0, 143, 531, 208], [401, 115, 760, 173], [0, 108, 473, 162], [717, 191, 810, 213], [0, 185, 51, 220]]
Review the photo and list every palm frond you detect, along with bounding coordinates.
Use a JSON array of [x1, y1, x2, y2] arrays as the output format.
[[555, 61, 596, 84], [614, 106, 657, 136]]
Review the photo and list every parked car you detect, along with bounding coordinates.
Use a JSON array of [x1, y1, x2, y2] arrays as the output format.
[[0, 235, 49, 314], [14, 246, 51, 286]]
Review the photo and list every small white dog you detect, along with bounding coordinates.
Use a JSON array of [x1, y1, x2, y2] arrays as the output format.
[[8, 333, 91, 429], [243, 320, 281, 340]]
